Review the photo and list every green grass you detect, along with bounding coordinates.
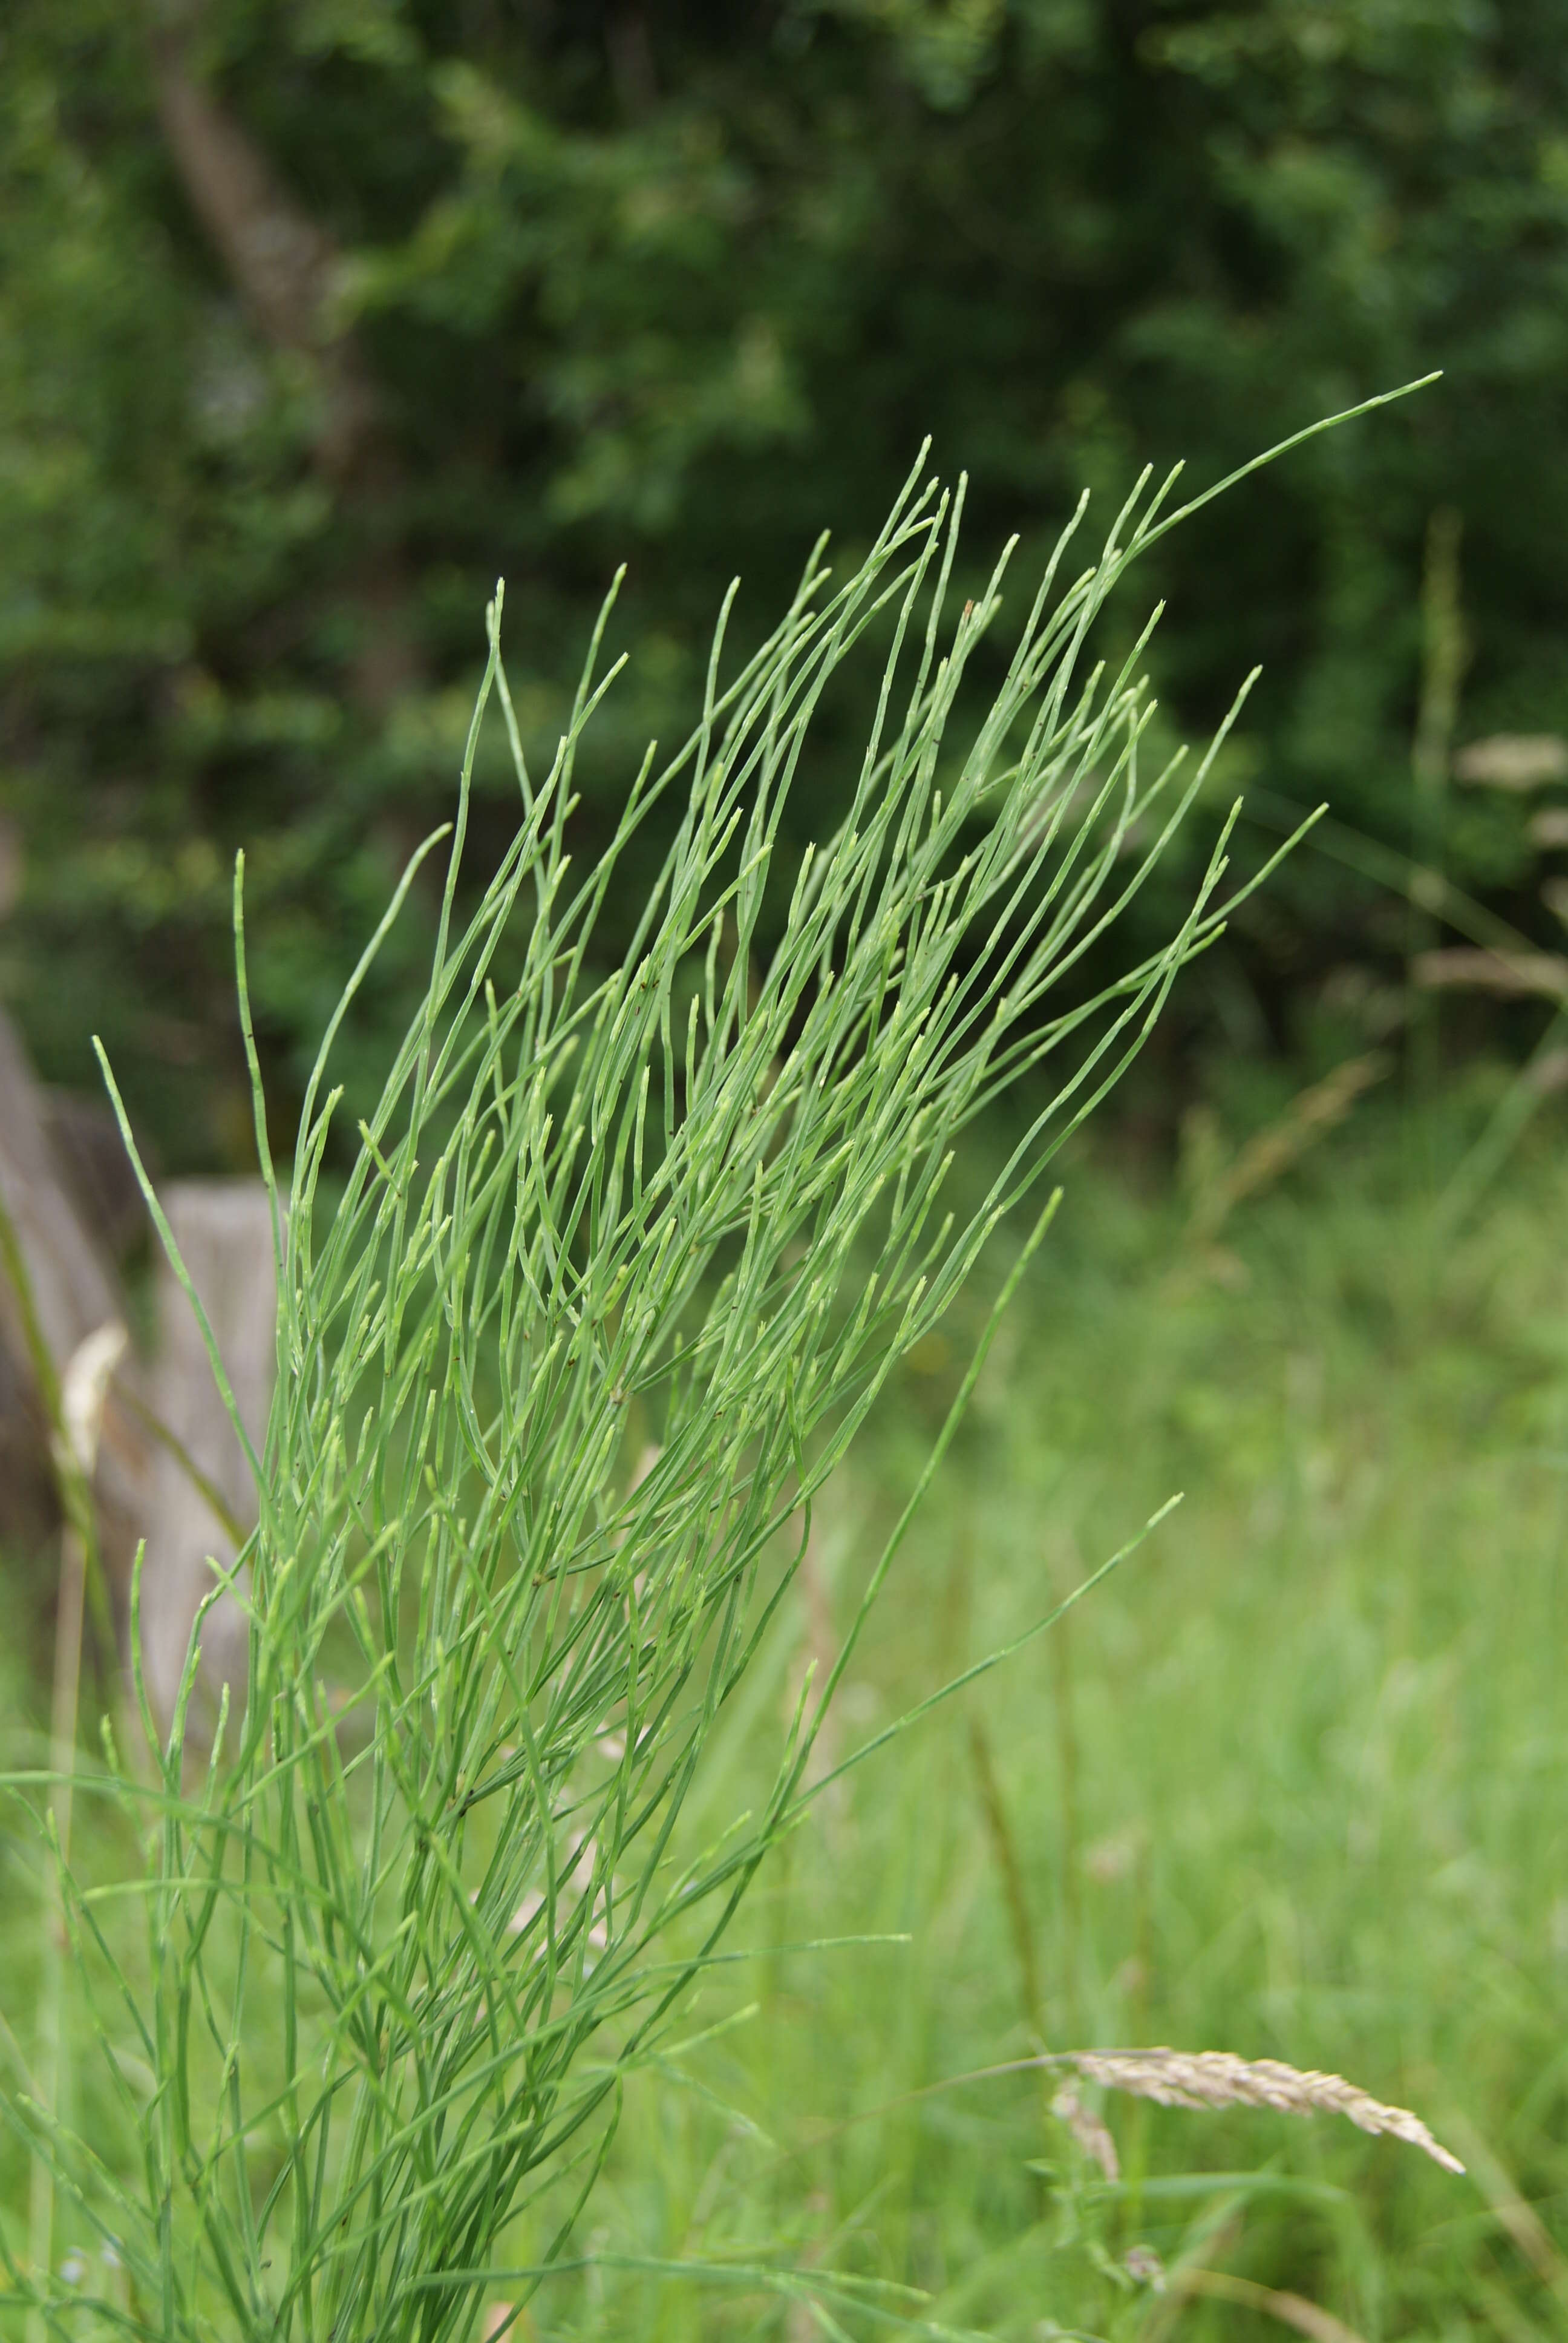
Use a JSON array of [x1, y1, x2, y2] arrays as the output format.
[[2, 411, 1342, 2343], [507, 1109, 1568, 2340], [3, 1106, 1563, 2336], [6, 377, 1549, 2342]]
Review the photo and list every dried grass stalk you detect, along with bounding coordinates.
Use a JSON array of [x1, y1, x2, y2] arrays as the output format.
[[1412, 947, 1568, 1001], [1052, 2082, 1120, 2182], [1175, 2268, 1368, 2343], [1191, 1049, 1390, 1239], [1452, 732, 1568, 789], [1068, 2049, 1463, 2174]]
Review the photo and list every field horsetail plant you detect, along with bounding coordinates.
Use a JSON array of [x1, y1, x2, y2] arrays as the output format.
[[1, 386, 1446, 2342]]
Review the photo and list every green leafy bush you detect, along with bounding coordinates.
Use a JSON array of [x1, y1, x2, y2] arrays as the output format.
[[4, 2, 1566, 1158]]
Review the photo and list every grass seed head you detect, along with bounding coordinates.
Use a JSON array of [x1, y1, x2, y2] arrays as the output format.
[[1069, 2048, 1464, 2174]]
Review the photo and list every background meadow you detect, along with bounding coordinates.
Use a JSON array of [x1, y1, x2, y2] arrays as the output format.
[[495, 1110, 1568, 2340]]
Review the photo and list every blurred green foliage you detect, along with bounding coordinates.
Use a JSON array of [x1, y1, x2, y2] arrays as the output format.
[[2, 0, 1567, 1166]]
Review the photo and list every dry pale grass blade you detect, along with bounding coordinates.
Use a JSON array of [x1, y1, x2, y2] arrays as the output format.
[[1452, 733, 1568, 789], [58, 1319, 128, 1480], [1523, 1046, 1568, 1096], [482, 2307, 530, 2342], [1440, 2111, 1568, 2315], [1068, 2048, 1465, 2175], [1174, 2268, 1368, 2343], [1051, 2082, 1120, 2181], [1189, 1049, 1390, 1242], [1412, 947, 1568, 1000]]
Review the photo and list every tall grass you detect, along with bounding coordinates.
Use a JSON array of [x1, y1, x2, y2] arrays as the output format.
[[557, 1116, 1564, 2340], [0, 392, 1436, 2342]]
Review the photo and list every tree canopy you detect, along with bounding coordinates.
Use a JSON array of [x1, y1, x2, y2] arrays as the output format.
[[3, 0, 1566, 1164]]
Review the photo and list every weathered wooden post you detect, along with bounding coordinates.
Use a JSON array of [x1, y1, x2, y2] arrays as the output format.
[[139, 1182, 278, 1734], [0, 1009, 278, 1740], [0, 1011, 148, 1579]]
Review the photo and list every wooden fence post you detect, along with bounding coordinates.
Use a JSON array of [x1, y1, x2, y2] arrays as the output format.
[[0, 1011, 149, 1576], [0, 1011, 279, 1742], [139, 1182, 279, 1737]]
